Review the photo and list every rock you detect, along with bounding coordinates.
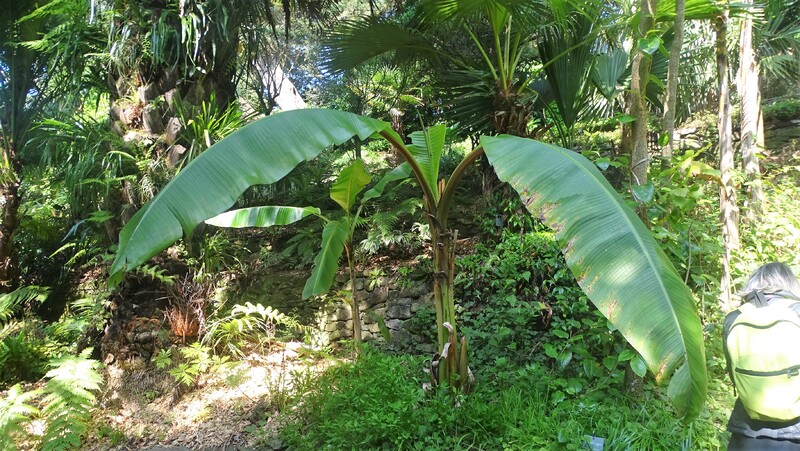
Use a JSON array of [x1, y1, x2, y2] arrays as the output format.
[[367, 285, 389, 306], [143, 104, 164, 135], [363, 307, 386, 325], [388, 297, 414, 308], [329, 306, 352, 322], [386, 304, 412, 320], [158, 68, 179, 93], [164, 88, 180, 113], [385, 319, 403, 330], [167, 144, 187, 166], [164, 117, 182, 144], [398, 282, 429, 298], [138, 83, 159, 104]]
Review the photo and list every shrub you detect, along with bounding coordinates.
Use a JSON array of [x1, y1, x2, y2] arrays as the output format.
[[763, 98, 800, 122], [455, 231, 628, 382]]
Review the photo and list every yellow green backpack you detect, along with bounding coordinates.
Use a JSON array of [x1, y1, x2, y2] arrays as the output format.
[[727, 292, 800, 422]]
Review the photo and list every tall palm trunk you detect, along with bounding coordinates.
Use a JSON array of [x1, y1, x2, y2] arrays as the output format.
[[663, 0, 686, 160], [0, 172, 21, 290], [715, 12, 739, 311], [738, 0, 763, 220], [630, 0, 659, 188]]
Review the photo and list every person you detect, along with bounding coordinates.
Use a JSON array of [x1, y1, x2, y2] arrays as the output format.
[[724, 262, 800, 450]]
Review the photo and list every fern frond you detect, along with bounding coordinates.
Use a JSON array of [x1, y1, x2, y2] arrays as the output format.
[[134, 264, 176, 286], [0, 286, 50, 324], [0, 384, 40, 451], [40, 350, 102, 451]]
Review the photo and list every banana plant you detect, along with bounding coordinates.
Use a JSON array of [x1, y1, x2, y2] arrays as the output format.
[[204, 158, 407, 347], [109, 108, 707, 418]]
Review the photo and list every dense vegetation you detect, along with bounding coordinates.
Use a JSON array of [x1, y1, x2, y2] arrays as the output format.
[[1, 0, 799, 448]]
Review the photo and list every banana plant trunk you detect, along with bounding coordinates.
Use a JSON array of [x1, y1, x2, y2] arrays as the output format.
[[345, 244, 363, 345], [430, 223, 457, 349]]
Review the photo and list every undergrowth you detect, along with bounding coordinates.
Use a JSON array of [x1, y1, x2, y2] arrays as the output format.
[[273, 348, 730, 450]]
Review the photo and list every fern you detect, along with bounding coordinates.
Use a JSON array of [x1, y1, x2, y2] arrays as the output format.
[[0, 286, 50, 324], [203, 302, 305, 356], [134, 264, 176, 286], [0, 384, 39, 451], [40, 349, 102, 451]]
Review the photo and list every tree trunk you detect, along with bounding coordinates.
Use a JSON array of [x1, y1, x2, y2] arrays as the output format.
[[662, 0, 686, 161], [716, 12, 739, 312], [0, 176, 21, 291], [738, 1, 763, 220], [108, 0, 240, 235], [630, 0, 658, 188]]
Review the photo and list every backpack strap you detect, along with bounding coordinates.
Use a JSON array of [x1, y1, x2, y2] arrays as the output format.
[[744, 290, 769, 308]]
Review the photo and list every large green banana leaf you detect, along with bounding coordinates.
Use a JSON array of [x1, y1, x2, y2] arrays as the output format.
[[302, 220, 349, 300], [205, 206, 320, 228], [109, 109, 388, 285], [406, 124, 445, 202], [330, 159, 371, 212], [482, 135, 707, 418]]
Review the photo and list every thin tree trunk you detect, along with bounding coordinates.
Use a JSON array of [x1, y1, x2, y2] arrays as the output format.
[[0, 175, 21, 291], [662, 0, 686, 161], [716, 12, 739, 311], [738, 1, 763, 220], [630, 0, 658, 188]]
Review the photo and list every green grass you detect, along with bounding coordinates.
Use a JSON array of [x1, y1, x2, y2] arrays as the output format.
[[272, 348, 731, 450]]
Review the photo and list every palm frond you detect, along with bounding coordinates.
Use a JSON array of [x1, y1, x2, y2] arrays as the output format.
[[322, 17, 440, 74]]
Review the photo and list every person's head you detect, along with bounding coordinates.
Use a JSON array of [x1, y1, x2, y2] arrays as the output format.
[[739, 262, 800, 299]]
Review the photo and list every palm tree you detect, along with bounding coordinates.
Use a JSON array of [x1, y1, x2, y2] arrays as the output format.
[[663, 0, 686, 159], [738, 0, 800, 220], [0, 0, 103, 290], [715, 10, 739, 311], [104, 0, 339, 230]]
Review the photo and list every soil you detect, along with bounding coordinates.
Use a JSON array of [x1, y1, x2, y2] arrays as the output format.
[[84, 341, 338, 450]]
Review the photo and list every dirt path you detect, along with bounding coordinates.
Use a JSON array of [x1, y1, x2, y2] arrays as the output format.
[[85, 342, 336, 450]]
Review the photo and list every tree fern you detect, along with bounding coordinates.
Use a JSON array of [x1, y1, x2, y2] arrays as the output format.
[[40, 350, 102, 451], [0, 384, 39, 451]]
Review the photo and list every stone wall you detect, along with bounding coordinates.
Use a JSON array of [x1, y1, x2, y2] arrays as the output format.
[[312, 271, 436, 353]]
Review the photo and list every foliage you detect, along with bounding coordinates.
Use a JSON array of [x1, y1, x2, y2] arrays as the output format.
[[733, 164, 800, 284], [154, 343, 230, 387], [110, 108, 706, 416], [0, 349, 102, 450], [762, 98, 800, 122], [645, 149, 724, 293], [203, 301, 305, 357], [173, 94, 248, 167], [276, 349, 725, 449], [483, 135, 707, 417], [0, 384, 39, 451], [40, 349, 103, 451]]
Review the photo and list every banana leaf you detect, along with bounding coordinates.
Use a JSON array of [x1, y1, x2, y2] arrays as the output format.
[[302, 220, 349, 299], [205, 206, 320, 228], [482, 134, 707, 418], [109, 109, 388, 285], [330, 159, 371, 212]]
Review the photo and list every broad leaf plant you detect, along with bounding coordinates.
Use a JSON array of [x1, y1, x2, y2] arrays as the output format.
[[109, 109, 707, 418]]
